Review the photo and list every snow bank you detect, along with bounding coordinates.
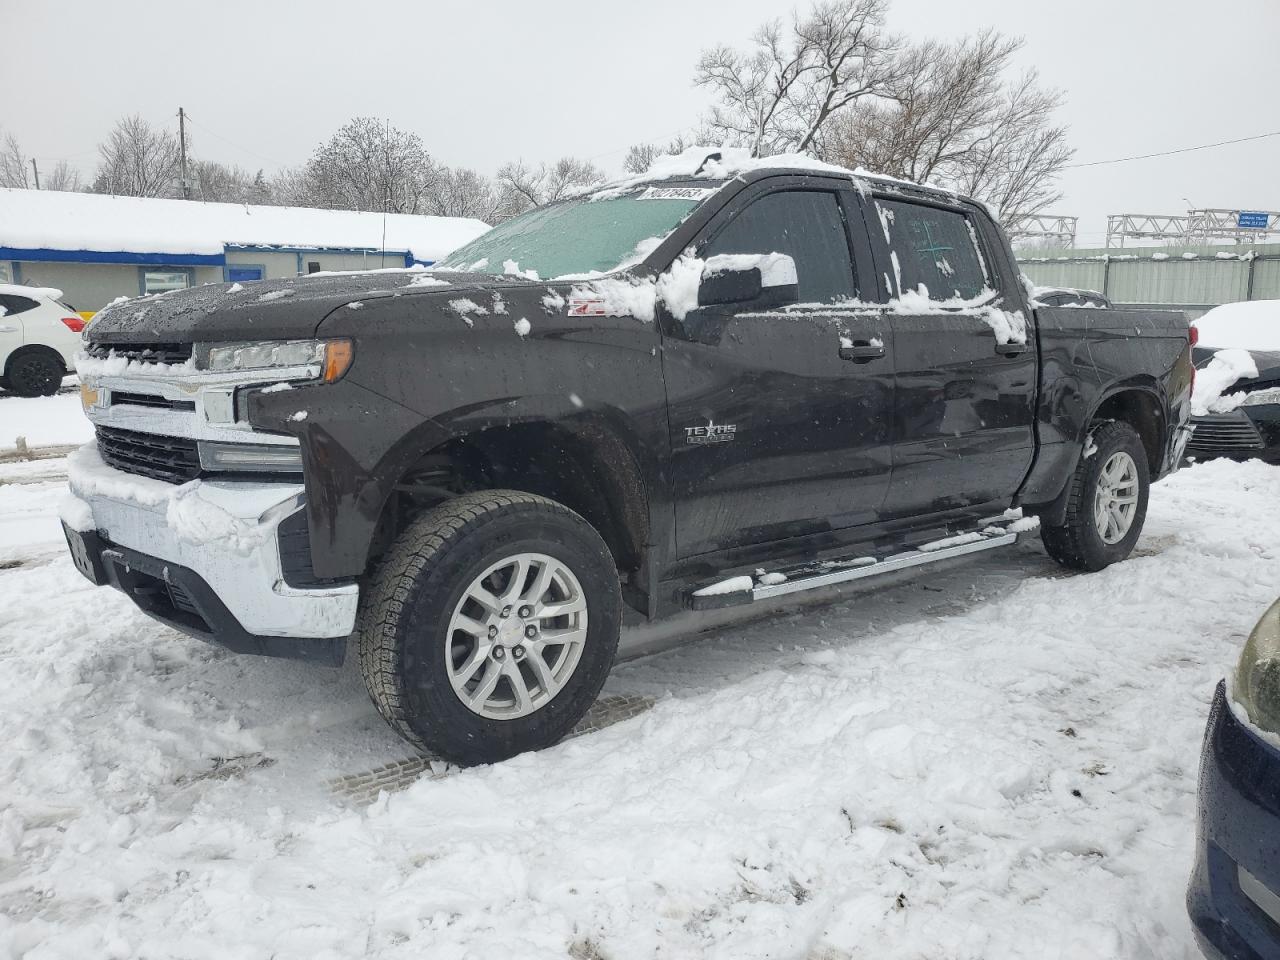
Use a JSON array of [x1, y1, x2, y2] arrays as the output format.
[[1192, 348, 1260, 415], [1193, 299, 1280, 352], [0, 188, 490, 264]]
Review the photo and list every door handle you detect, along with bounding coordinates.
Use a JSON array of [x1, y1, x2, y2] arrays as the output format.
[[995, 342, 1030, 356], [839, 340, 886, 363]]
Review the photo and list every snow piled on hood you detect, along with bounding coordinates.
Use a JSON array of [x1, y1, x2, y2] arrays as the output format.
[[1194, 299, 1280, 352], [1192, 348, 1261, 415]]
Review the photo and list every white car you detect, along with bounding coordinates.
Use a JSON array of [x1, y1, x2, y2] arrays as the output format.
[[0, 284, 85, 396]]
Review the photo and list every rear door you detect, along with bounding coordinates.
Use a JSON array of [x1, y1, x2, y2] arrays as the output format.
[[870, 195, 1037, 520], [0, 294, 36, 365], [661, 180, 894, 559]]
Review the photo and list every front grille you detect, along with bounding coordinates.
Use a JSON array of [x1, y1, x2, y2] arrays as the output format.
[[1188, 415, 1265, 451], [96, 426, 202, 483], [110, 391, 196, 412], [87, 341, 193, 366]]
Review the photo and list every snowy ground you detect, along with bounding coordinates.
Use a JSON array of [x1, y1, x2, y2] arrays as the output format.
[[0, 387, 90, 453], [0, 445, 1277, 959]]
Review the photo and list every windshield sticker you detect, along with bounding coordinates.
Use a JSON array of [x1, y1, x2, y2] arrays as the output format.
[[636, 186, 717, 202], [568, 297, 610, 317]]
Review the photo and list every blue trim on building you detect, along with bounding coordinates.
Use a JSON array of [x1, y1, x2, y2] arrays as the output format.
[[0, 247, 225, 266]]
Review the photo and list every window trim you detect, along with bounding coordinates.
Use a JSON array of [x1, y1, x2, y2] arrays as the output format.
[[868, 191, 1003, 306]]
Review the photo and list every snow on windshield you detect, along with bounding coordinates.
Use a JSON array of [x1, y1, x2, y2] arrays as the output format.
[[435, 188, 711, 280]]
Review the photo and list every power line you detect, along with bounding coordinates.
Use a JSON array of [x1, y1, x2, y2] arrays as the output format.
[[181, 114, 293, 168], [1067, 130, 1280, 169]]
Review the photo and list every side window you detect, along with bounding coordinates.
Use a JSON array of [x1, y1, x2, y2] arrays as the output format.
[[142, 269, 191, 295], [876, 198, 990, 301], [704, 190, 856, 304], [0, 295, 39, 316]]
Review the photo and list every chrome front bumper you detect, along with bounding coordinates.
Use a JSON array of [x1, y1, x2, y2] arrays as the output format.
[[65, 445, 358, 642]]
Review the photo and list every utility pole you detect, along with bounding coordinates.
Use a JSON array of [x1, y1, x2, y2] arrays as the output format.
[[178, 106, 190, 199], [30, 158, 40, 190]]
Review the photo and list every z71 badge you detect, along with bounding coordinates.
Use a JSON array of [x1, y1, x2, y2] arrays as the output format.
[[685, 422, 737, 445]]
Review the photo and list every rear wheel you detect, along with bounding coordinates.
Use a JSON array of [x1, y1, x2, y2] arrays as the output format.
[[5, 351, 64, 397], [357, 490, 621, 765], [1041, 421, 1150, 571]]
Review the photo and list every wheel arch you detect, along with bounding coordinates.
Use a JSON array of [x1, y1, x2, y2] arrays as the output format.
[[4, 342, 68, 377]]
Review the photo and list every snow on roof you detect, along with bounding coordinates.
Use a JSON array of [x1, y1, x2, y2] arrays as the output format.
[[1194, 299, 1280, 352], [0, 188, 490, 263], [0, 283, 62, 300]]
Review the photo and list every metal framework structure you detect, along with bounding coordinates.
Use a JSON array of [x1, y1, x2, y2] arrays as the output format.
[[1106, 209, 1280, 247], [1005, 214, 1077, 247]]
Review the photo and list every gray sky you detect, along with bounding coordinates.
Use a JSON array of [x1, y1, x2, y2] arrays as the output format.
[[4, 0, 1277, 245]]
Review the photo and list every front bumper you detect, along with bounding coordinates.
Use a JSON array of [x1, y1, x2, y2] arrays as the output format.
[[1188, 406, 1280, 464], [64, 446, 357, 664], [1188, 682, 1280, 960]]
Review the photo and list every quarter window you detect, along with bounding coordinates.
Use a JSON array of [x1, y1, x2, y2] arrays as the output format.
[[0, 294, 39, 316], [704, 190, 856, 304], [877, 199, 990, 301]]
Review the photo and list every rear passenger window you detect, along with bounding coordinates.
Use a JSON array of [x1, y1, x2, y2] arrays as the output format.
[[0, 295, 38, 316], [704, 190, 856, 304], [876, 199, 990, 301]]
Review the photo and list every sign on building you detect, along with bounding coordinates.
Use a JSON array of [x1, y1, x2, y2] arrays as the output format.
[[1238, 211, 1270, 230]]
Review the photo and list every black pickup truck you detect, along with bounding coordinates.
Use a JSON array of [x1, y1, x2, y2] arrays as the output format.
[[66, 151, 1194, 764]]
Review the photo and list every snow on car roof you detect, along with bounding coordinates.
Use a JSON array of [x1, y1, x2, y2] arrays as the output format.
[[0, 283, 63, 301], [1194, 299, 1280, 352], [0, 188, 491, 263], [584, 146, 956, 201]]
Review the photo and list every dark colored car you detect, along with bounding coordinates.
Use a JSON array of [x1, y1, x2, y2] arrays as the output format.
[[65, 150, 1194, 763], [1188, 341, 1280, 464], [1189, 599, 1280, 959]]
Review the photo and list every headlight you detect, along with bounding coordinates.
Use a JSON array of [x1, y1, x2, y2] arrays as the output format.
[[202, 339, 353, 383], [1234, 598, 1280, 733], [199, 441, 304, 474], [1239, 387, 1280, 408]]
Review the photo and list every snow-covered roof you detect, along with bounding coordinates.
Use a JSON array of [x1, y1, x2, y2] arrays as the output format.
[[0, 188, 490, 263]]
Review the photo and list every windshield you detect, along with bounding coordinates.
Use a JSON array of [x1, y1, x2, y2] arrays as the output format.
[[436, 185, 716, 279]]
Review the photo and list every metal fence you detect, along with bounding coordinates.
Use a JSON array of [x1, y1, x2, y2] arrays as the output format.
[[1017, 242, 1280, 319]]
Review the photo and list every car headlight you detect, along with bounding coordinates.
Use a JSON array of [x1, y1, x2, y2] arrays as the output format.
[[199, 441, 304, 474], [201, 339, 353, 383], [1234, 598, 1280, 733], [1239, 387, 1280, 408]]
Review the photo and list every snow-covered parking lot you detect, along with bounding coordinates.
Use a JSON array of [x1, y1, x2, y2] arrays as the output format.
[[1, 430, 1277, 958]]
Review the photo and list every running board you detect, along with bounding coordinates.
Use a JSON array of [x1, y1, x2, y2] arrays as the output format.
[[688, 532, 1020, 611]]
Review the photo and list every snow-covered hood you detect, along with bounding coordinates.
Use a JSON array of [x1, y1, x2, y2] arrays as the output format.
[[86, 270, 526, 346], [1194, 346, 1280, 388]]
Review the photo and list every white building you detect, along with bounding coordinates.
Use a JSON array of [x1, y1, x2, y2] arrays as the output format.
[[0, 189, 490, 311]]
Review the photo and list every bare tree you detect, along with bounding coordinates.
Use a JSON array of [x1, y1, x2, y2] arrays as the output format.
[[44, 161, 82, 192], [494, 157, 605, 214], [823, 31, 1073, 219], [695, 0, 900, 157], [423, 166, 517, 223], [295, 117, 441, 214], [193, 160, 270, 204], [0, 131, 33, 189], [622, 136, 692, 174], [90, 115, 181, 197]]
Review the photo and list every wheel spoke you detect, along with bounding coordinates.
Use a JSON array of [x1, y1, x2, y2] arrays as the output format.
[[539, 625, 587, 649], [468, 584, 504, 615], [522, 646, 557, 695], [538, 595, 587, 620], [500, 556, 530, 603], [453, 645, 489, 685], [524, 559, 557, 606], [452, 614, 488, 638], [466, 660, 503, 707], [506, 662, 533, 712]]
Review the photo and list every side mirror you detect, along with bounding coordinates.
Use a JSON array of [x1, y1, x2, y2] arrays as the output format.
[[697, 253, 799, 308]]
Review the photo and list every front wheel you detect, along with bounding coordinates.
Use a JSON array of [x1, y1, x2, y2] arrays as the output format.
[[357, 491, 621, 765], [6, 351, 64, 397], [1040, 421, 1150, 572]]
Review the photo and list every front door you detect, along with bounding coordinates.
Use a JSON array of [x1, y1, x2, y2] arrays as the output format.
[[662, 184, 894, 559], [870, 196, 1037, 520]]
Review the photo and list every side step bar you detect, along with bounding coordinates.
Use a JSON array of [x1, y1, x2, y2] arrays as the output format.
[[689, 532, 1020, 611]]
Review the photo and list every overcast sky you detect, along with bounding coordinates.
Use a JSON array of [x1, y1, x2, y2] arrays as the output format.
[[4, 0, 1277, 245]]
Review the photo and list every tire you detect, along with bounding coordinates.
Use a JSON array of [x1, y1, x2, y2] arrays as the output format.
[[357, 490, 622, 765], [1041, 421, 1150, 572], [5, 351, 64, 397]]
